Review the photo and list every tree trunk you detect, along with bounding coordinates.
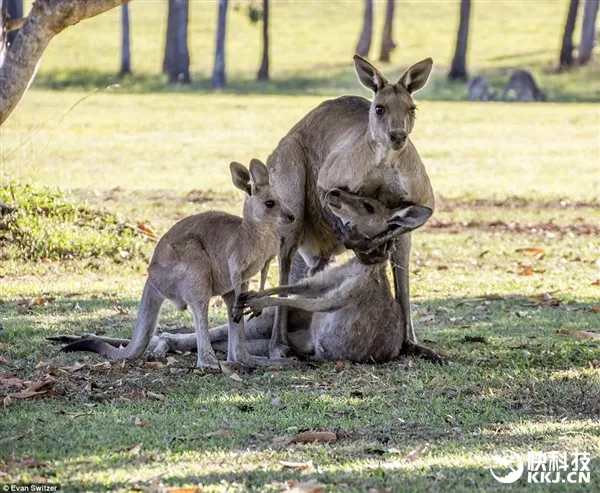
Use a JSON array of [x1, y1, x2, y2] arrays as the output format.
[[0, 0, 128, 126], [212, 0, 228, 88], [257, 0, 269, 80], [355, 0, 373, 58], [577, 0, 599, 64], [560, 0, 580, 68], [448, 0, 471, 81], [6, 0, 21, 45], [163, 0, 190, 83], [119, 3, 131, 76], [379, 0, 396, 62]]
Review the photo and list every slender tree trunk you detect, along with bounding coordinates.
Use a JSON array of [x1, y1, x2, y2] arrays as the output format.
[[257, 0, 269, 80], [212, 0, 228, 88], [355, 0, 373, 58], [560, 0, 580, 68], [379, 0, 396, 62], [448, 0, 471, 81], [119, 3, 131, 76], [1, 0, 128, 126], [6, 0, 21, 45], [163, 0, 190, 83], [577, 0, 599, 64]]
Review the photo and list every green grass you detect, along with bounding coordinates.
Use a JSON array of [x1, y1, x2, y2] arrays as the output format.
[[1, 2, 600, 491]]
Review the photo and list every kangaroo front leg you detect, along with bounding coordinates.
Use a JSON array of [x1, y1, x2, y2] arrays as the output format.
[[242, 288, 347, 314]]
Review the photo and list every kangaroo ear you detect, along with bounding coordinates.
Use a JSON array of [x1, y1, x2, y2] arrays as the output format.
[[398, 58, 433, 94], [230, 161, 252, 195], [389, 205, 433, 234], [354, 55, 388, 93], [248, 158, 270, 188]]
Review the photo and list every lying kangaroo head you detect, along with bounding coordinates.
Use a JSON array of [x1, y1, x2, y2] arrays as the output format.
[[326, 187, 432, 246], [230, 159, 295, 225], [354, 55, 433, 152]]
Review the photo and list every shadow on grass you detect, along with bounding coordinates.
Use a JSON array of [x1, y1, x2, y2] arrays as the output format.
[[30, 65, 600, 103]]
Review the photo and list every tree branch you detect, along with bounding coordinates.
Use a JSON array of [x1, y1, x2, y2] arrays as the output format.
[[0, 0, 128, 125]]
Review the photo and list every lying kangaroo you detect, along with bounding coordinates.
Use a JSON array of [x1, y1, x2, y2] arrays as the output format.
[[467, 76, 496, 101], [501, 70, 547, 102], [266, 55, 436, 360], [66, 189, 437, 363], [63, 159, 295, 369]]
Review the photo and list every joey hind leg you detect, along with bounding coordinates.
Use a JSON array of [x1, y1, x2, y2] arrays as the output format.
[[189, 298, 220, 370]]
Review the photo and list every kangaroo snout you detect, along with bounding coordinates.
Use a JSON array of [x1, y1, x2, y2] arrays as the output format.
[[389, 129, 407, 149], [279, 206, 296, 224]]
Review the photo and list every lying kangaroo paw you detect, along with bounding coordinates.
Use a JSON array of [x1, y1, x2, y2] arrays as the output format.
[[403, 341, 444, 364], [46, 334, 86, 344], [269, 343, 292, 359]]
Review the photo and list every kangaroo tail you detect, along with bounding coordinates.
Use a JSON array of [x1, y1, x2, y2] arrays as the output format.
[[62, 282, 164, 359]]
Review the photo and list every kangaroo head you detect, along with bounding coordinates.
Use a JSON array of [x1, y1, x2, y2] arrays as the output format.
[[354, 55, 433, 153], [326, 188, 432, 239], [230, 159, 295, 226]]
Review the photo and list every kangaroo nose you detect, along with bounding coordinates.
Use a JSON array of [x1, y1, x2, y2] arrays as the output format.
[[286, 213, 295, 223], [389, 130, 407, 146]]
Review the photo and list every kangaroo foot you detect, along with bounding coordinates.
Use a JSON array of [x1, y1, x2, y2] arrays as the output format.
[[196, 349, 221, 370], [403, 341, 443, 364], [229, 354, 298, 368]]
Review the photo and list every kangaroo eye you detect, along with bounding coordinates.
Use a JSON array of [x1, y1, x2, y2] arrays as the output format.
[[409, 108, 416, 117], [265, 200, 275, 208], [362, 201, 375, 214], [375, 105, 385, 116]]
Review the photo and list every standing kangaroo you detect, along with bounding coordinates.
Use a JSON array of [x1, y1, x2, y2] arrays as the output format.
[[501, 70, 547, 102], [265, 55, 436, 360], [63, 159, 296, 369]]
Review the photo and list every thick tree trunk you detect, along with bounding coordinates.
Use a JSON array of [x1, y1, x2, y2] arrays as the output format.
[[379, 0, 396, 62], [448, 0, 471, 81], [163, 0, 190, 83], [6, 0, 21, 45], [560, 0, 580, 68], [577, 0, 599, 64], [212, 0, 228, 88], [119, 3, 131, 76], [257, 0, 269, 80], [355, 0, 373, 58], [0, 0, 127, 126]]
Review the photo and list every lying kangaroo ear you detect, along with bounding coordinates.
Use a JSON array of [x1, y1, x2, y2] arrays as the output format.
[[398, 58, 433, 94], [354, 55, 388, 93], [230, 161, 252, 195], [248, 158, 269, 188], [389, 205, 433, 234]]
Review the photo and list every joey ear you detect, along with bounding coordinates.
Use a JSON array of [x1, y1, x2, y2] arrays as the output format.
[[248, 158, 270, 188], [354, 54, 388, 93], [389, 205, 433, 234], [398, 58, 433, 94], [230, 161, 252, 195]]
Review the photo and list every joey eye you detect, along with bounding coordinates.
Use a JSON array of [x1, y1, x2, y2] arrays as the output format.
[[362, 201, 375, 214], [409, 108, 416, 117], [375, 105, 385, 116], [265, 200, 276, 208]]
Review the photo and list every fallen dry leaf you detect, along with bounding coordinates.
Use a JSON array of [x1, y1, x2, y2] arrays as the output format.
[[137, 221, 159, 239], [92, 361, 112, 370], [0, 375, 24, 387], [128, 443, 142, 455], [25, 380, 55, 392], [556, 329, 600, 340], [229, 373, 243, 382], [405, 443, 429, 462], [146, 361, 165, 369], [592, 280, 600, 286], [291, 431, 337, 444], [163, 488, 204, 493], [146, 391, 166, 401], [0, 430, 32, 444], [515, 247, 545, 255], [3, 395, 13, 408], [519, 266, 534, 276], [279, 460, 313, 470], [59, 362, 86, 373], [135, 417, 147, 427], [591, 305, 600, 314]]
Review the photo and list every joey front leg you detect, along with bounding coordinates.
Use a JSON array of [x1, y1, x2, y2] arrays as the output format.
[[259, 256, 274, 292]]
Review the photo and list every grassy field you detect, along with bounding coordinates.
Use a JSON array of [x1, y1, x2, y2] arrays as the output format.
[[1, 1, 600, 492]]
